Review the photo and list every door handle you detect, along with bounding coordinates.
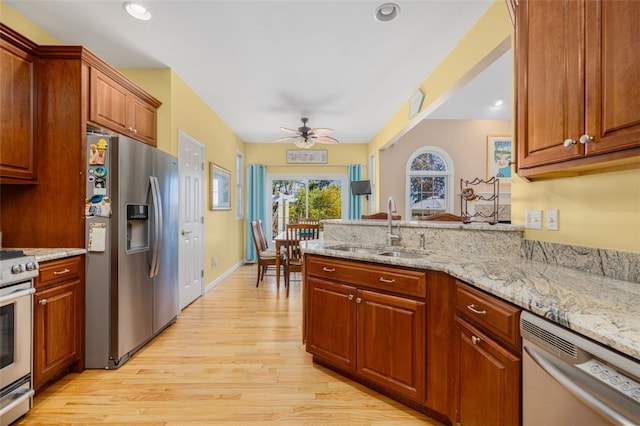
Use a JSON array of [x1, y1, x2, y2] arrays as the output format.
[[181, 230, 192, 236]]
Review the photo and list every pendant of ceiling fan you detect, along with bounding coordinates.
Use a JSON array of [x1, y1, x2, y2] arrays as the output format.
[[270, 117, 339, 148]]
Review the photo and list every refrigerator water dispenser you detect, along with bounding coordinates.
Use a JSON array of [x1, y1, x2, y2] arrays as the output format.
[[126, 204, 149, 253]]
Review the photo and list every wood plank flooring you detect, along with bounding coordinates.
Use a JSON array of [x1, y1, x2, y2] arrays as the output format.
[[18, 265, 441, 425]]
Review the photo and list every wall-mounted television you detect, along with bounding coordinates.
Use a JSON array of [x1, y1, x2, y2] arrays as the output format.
[[351, 180, 372, 196]]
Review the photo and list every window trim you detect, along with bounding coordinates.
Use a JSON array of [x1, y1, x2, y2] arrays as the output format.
[[235, 150, 245, 220], [405, 146, 455, 219]]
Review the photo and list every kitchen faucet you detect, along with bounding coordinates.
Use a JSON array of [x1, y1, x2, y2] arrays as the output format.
[[386, 196, 401, 246]]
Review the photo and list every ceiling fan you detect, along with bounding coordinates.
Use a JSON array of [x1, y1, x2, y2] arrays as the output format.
[[270, 117, 339, 148]]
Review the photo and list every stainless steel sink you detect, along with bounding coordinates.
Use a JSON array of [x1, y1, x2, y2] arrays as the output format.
[[329, 245, 380, 254], [377, 250, 427, 259]]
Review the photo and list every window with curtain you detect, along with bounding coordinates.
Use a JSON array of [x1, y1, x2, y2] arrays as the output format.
[[406, 147, 454, 219]]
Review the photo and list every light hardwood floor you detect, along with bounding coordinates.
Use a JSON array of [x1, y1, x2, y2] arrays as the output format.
[[18, 265, 441, 425]]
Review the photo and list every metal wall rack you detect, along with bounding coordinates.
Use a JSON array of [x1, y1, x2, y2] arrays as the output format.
[[460, 177, 500, 224]]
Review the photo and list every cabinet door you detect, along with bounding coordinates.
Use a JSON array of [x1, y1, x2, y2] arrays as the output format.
[[128, 95, 157, 146], [454, 317, 520, 426], [357, 289, 425, 402], [585, 0, 640, 155], [34, 280, 82, 390], [0, 39, 37, 182], [516, 0, 585, 170], [89, 67, 129, 133], [306, 277, 357, 372]]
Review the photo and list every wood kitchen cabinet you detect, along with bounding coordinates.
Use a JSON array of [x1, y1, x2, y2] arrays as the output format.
[[0, 25, 38, 183], [0, 25, 160, 249], [33, 256, 85, 391], [89, 67, 157, 146], [305, 255, 426, 403], [516, 0, 640, 178], [453, 281, 521, 426]]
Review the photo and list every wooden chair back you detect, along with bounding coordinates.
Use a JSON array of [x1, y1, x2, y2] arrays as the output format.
[[285, 223, 319, 264]]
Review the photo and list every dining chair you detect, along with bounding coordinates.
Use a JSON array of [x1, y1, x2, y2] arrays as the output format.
[[283, 223, 319, 297], [361, 212, 401, 220], [250, 220, 283, 287]]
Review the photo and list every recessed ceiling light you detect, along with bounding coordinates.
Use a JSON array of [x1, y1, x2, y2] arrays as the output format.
[[375, 3, 400, 22], [123, 2, 152, 21], [493, 98, 504, 107]]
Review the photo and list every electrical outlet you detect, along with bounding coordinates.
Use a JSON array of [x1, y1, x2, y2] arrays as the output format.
[[546, 209, 559, 231], [211, 257, 218, 266], [525, 209, 542, 230]]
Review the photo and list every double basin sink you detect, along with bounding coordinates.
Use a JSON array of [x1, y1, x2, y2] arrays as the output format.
[[328, 245, 428, 259]]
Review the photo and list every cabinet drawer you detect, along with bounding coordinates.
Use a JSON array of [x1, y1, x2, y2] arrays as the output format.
[[36, 256, 82, 289], [307, 256, 426, 298], [455, 281, 520, 350]]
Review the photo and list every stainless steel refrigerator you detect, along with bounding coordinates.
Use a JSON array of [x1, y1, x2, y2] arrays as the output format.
[[85, 132, 179, 369]]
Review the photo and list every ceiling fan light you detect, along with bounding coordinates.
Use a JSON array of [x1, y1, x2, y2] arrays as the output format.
[[375, 3, 400, 22], [493, 97, 504, 107], [123, 2, 152, 21]]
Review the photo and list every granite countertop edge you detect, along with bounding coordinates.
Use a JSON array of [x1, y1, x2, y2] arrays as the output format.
[[21, 248, 87, 262], [301, 240, 640, 361]]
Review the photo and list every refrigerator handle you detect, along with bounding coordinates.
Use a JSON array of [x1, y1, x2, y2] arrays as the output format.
[[149, 176, 163, 278]]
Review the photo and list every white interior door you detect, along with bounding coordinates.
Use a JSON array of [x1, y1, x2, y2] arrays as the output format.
[[178, 130, 204, 310]]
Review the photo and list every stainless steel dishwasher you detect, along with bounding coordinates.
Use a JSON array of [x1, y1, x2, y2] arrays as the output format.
[[521, 311, 640, 426]]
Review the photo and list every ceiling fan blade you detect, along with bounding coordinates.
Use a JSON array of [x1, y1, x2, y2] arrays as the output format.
[[314, 136, 339, 144], [308, 127, 334, 136], [280, 127, 300, 134], [269, 136, 301, 143]]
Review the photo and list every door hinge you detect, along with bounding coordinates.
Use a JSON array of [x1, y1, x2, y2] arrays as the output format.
[[201, 270, 204, 277], [201, 216, 204, 224], [201, 162, 204, 170]]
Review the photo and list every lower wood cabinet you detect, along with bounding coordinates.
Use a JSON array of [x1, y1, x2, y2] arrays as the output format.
[[34, 255, 85, 391], [306, 256, 426, 403], [453, 281, 521, 426]]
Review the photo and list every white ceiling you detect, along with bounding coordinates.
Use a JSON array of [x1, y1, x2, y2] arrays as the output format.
[[6, 0, 512, 144]]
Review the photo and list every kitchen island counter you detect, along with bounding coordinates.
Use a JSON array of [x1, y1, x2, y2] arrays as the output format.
[[302, 238, 640, 362]]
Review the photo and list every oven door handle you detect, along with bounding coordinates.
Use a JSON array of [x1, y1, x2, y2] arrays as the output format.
[[525, 345, 639, 426], [0, 287, 35, 305], [0, 388, 34, 417]]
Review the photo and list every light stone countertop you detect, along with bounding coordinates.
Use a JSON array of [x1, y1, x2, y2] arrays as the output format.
[[301, 239, 640, 362], [21, 248, 86, 262]]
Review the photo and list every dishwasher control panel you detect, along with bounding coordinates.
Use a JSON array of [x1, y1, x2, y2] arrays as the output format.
[[577, 359, 640, 402]]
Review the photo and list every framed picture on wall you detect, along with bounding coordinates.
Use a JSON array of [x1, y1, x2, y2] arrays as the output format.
[[210, 163, 231, 210], [486, 134, 512, 184], [286, 149, 328, 164]]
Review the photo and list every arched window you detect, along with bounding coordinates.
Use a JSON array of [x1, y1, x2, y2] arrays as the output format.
[[406, 147, 454, 219]]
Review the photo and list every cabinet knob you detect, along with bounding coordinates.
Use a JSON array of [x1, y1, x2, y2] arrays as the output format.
[[348, 294, 354, 301], [356, 297, 362, 304], [39, 299, 48, 305], [579, 134, 593, 144], [471, 335, 481, 345], [563, 138, 577, 147]]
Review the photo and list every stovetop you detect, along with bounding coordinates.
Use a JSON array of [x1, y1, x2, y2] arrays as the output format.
[[0, 250, 39, 286], [0, 249, 26, 260]]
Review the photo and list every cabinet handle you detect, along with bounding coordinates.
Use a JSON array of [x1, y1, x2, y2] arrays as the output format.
[[53, 268, 70, 275], [348, 294, 354, 301], [471, 335, 481, 345], [39, 299, 48, 305], [356, 297, 362, 304], [379, 277, 396, 284], [563, 138, 576, 147], [466, 304, 487, 315], [322, 267, 336, 272], [579, 134, 593, 144]]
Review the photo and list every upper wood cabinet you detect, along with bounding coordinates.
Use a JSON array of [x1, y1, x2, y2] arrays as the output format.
[[516, 0, 640, 178], [0, 25, 38, 183], [89, 67, 158, 146]]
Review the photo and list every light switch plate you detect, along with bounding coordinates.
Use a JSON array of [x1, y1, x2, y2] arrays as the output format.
[[547, 209, 559, 231], [525, 209, 542, 230]]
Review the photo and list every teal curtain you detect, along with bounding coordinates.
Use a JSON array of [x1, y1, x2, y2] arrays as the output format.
[[347, 164, 363, 220], [245, 164, 266, 261]]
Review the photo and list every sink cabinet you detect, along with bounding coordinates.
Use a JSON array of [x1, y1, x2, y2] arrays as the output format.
[[33, 256, 85, 391], [453, 281, 521, 426], [516, 0, 640, 178], [305, 255, 426, 403]]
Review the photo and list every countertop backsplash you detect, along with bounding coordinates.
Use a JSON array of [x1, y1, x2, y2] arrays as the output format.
[[521, 239, 640, 284]]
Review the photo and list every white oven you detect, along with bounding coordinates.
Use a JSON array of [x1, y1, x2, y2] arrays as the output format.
[[0, 251, 38, 426]]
